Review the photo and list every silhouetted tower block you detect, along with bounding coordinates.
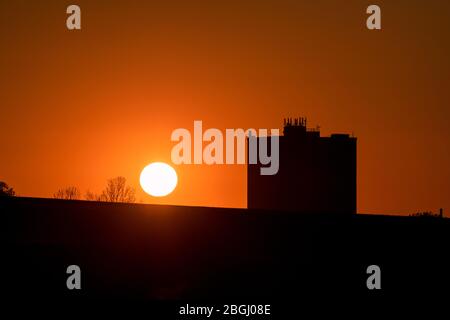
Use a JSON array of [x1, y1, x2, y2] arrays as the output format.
[[247, 118, 357, 214]]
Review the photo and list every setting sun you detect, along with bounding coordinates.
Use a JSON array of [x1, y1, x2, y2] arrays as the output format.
[[140, 162, 178, 197]]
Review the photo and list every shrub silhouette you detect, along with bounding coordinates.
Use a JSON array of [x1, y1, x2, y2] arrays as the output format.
[[0, 181, 15, 196], [410, 211, 441, 218]]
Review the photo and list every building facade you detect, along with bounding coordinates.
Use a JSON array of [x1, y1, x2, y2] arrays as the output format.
[[247, 118, 357, 214]]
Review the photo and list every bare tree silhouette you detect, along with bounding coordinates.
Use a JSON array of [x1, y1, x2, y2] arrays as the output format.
[[99, 176, 136, 203], [53, 186, 80, 200], [85, 190, 101, 201], [0, 181, 15, 196]]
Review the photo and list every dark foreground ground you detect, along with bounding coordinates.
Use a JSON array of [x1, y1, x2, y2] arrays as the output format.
[[1, 196, 449, 315]]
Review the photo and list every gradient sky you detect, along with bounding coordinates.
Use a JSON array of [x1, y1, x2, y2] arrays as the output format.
[[1, 0, 449, 215]]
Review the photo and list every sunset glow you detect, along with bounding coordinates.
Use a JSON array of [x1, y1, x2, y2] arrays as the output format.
[[0, 1, 449, 214]]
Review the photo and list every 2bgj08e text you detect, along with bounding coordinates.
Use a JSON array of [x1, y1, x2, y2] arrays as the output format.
[[179, 304, 271, 318]]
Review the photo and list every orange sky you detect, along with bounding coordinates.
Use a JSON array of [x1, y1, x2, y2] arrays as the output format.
[[1, 0, 449, 215]]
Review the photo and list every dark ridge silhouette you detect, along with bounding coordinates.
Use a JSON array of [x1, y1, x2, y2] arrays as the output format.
[[2, 196, 449, 307], [248, 118, 356, 213]]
